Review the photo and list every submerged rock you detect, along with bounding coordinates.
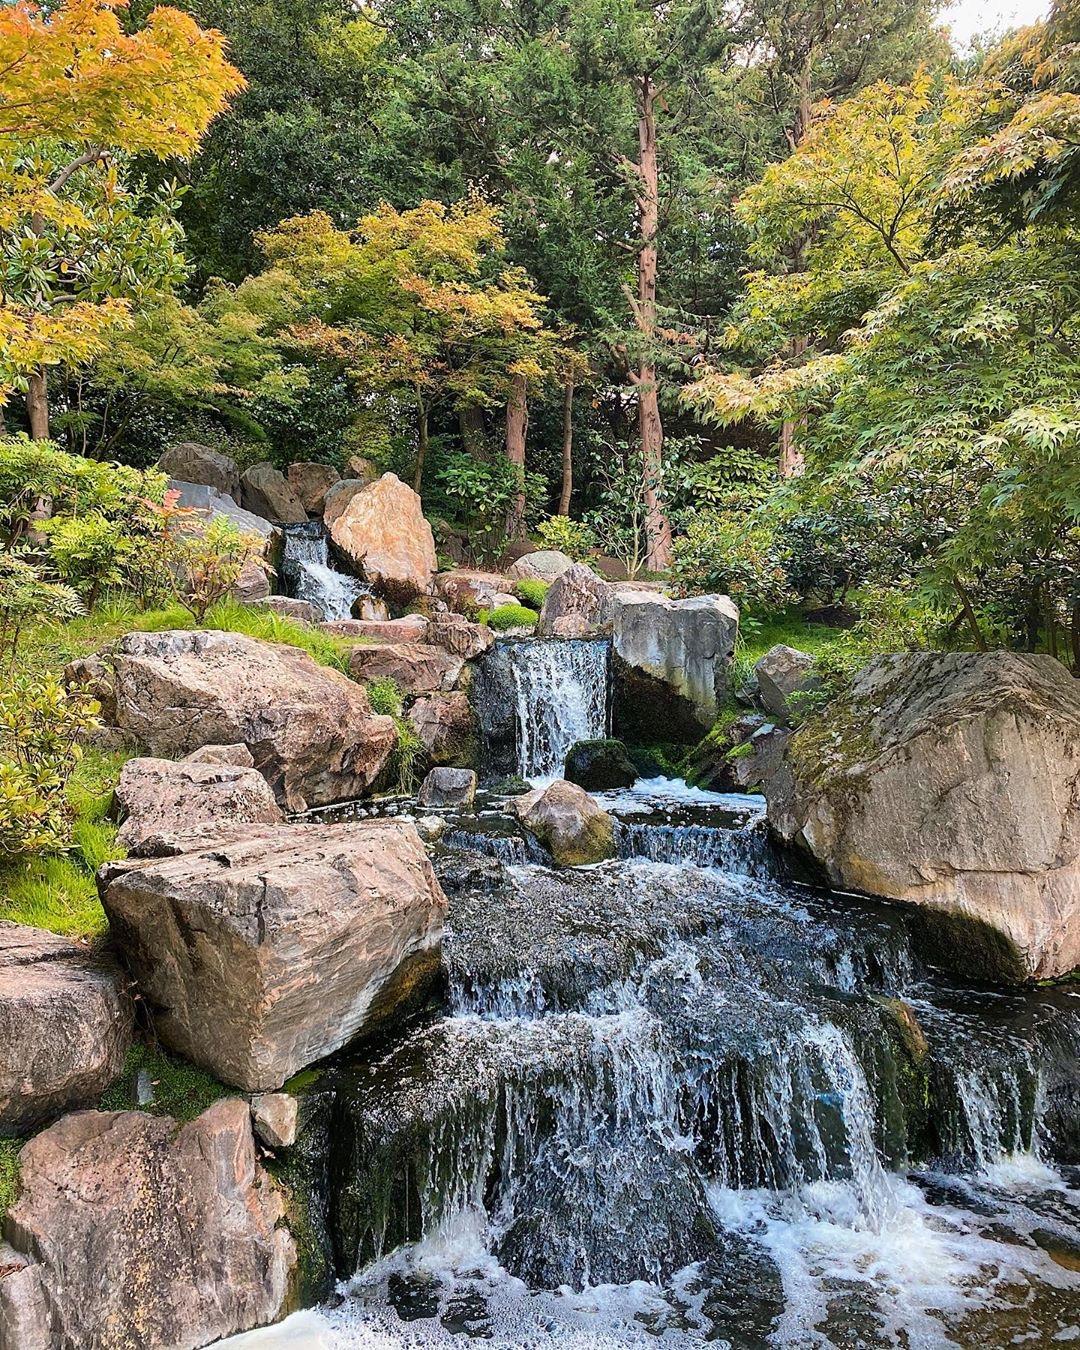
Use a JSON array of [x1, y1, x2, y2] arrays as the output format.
[[329, 473, 437, 604], [100, 820, 448, 1091], [115, 754, 282, 851], [105, 629, 396, 812], [418, 766, 477, 808], [564, 738, 637, 791], [1, 1100, 294, 1347], [613, 592, 739, 740], [0, 924, 131, 1134], [514, 779, 616, 866], [767, 651, 1080, 981]]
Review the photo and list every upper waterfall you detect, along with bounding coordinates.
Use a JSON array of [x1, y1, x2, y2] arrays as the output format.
[[505, 637, 610, 780], [282, 521, 369, 621]]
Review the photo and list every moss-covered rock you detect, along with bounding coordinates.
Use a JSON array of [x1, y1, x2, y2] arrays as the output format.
[[564, 739, 637, 791]]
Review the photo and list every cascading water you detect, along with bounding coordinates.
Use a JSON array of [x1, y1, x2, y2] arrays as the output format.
[[282, 521, 369, 621], [504, 637, 609, 780], [224, 672, 1080, 1350]]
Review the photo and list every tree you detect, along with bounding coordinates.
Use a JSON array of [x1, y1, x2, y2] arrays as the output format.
[[0, 0, 244, 433]]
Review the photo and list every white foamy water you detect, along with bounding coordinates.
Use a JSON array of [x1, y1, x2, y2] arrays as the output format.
[[283, 524, 368, 621], [506, 638, 609, 780]]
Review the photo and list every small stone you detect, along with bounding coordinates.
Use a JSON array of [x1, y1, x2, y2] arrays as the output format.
[[183, 743, 256, 768], [251, 1092, 298, 1149], [415, 815, 448, 842]]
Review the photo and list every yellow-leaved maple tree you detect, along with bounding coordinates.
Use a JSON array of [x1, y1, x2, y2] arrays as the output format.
[[0, 0, 245, 435]]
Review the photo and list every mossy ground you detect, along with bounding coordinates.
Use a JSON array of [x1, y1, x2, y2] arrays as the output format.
[[99, 1042, 230, 1122]]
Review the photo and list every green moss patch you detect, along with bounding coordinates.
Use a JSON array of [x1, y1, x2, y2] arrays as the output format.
[[99, 1043, 230, 1122]]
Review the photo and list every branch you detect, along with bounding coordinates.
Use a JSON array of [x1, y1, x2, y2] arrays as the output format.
[[48, 148, 108, 195]]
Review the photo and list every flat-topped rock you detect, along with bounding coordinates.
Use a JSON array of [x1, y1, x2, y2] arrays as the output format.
[[434, 569, 510, 614], [255, 595, 320, 624], [418, 766, 477, 808], [767, 652, 1080, 982], [613, 592, 739, 740], [105, 629, 396, 812], [349, 641, 463, 695], [100, 821, 448, 1090], [329, 473, 437, 604], [0, 924, 131, 1134], [1, 1100, 293, 1347], [325, 615, 429, 642], [115, 754, 282, 851]]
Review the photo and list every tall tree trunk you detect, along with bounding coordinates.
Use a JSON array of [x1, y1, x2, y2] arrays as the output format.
[[412, 387, 429, 494], [505, 371, 528, 539], [27, 368, 49, 440], [459, 405, 484, 456], [634, 74, 672, 573], [558, 377, 575, 516], [778, 53, 815, 478]]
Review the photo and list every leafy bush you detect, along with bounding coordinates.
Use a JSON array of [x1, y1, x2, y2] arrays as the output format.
[[433, 452, 545, 564], [485, 603, 539, 631], [0, 552, 81, 662], [671, 511, 793, 611], [171, 517, 268, 622], [514, 579, 550, 610], [0, 677, 101, 857], [41, 512, 136, 608], [536, 515, 596, 562]]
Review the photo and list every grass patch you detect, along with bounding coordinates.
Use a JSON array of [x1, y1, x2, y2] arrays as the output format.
[[99, 1042, 230, 1122], [0, 747, 126, 938], [18, 595, 355, 682], [0, 1139, 21, 1210]]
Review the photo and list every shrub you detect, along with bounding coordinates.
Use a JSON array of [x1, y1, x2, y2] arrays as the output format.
[[536, 515, 596, 562], [0, 553, 81, 662], [363, 677, 422, 794], [514, 579, 550, 611], [41, 512, 135, 608], [486, 603, 539, 631], [166, 514, 268, 623], [0, 676, 101, 857], [671, 511, 793, 611]]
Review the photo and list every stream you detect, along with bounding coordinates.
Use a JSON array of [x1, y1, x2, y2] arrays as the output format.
[[227, 637, 1080, 1349]]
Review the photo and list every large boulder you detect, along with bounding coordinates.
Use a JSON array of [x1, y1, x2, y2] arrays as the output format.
[[613, 592, 739, 741], [564, 738, 637, 791], [513, 779, 616, 866], [100, 821, 448, 1090], [115, 755, 282, 851], [329, 473, 437, 604], [1, 1100, 294, 1347], [767, 652, 1080, 982], [418, 766, 477, 808], [157, 442, 240, 500], [754, 644, 817, 723], [536, 563, 613, 638], [409, 692, 477, 767], [348, 642, 464, 695], [104, 629, 396, 812], [426, 612, 494, 660], [286, 461, 340, 515], [507, 550, 574, 584], [0, 925, 130, 1135], [240, 462, 307, 526]]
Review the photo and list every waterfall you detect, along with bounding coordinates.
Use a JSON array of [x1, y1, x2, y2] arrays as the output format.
[[505, 638, 609, 780], [282, 521, 369, 621], [615, 820, 771, 876]]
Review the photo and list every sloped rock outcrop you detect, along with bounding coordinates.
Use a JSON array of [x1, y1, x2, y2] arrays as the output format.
[[766, 652, 1080, 982], [0, 925, 131, 1134], [104, 629, 396, 812], [0, 1100, 294, 1347], [536, 563, 613, 638], [514, 779, 616, 866], [100, 821, 448, 1091], [329, 473, 437, 604], [613, 592, 739, 741], [115, 754, 282, 851], [434, 569, 510, 614], [426, 612, 495, 660]]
